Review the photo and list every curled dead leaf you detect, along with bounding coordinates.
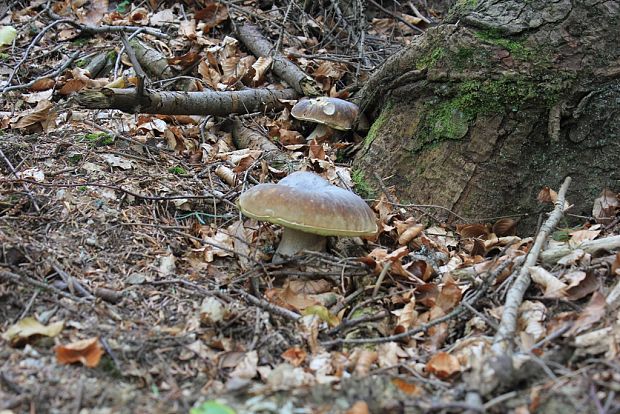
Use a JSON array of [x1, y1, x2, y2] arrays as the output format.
[[56, 337, 104, 368], [492, 218, 517, 237], [426, 352, 461, 379], [592, 189, 619, 225], [456, 223, 489, 239], [281, 346, 307, 367]]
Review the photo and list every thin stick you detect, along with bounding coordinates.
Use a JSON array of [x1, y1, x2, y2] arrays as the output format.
[[231, 288, 301, 322], [492, 176, 571, 355], [0, 270, 92, 304], [368, 0, 424, 34], [0, 149, 41, 212], [372, 261, 391, 298]]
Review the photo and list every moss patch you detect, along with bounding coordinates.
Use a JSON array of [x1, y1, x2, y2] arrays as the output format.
[[352, 169, 374, 199], [416, 47, 445, 70], [413, 75, 566, 151], [474, 29, 535, 61], [83, 132, 114, 146], [363, 101, 393, 151]]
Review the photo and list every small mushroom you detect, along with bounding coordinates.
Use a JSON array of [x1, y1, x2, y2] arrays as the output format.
[[291, 97, 360, 141], [237, 171, 377, 260]]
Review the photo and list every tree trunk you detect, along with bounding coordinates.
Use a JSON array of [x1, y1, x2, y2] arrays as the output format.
[[354, 0, 620, 231]]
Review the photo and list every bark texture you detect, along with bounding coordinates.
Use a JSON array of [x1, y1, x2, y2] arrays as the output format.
[[75, 87, 297, 116], [354, 0, 620, 231]]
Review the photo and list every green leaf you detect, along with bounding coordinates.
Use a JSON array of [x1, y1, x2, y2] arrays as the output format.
[[189, 401, 236, 414], [303, 305, 340, 327], [0, 26, 17, 46]]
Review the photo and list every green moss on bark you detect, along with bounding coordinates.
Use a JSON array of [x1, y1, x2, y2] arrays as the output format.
[[363, 101, 393, 150]]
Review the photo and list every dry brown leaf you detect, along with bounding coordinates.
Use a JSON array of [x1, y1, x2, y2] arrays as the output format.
[[12, 100, 57, 132], [415, 283, 439, 308], [2, 317, 64, 346], [82, 0, 108, 26], [55, 337, 104, 368], [345, 401, 370, 414], [397, 221, 425, 245], [492, 218, 517, 236], [128, 7, 149, 25], [537, 185, 571, 211], [612, 252, 620, 276], [456, 223, 489, 239], [391, 378, 422, 396], [252, 56, 272, 83], [518, 301, 547, 341], [30, 77, 55, 91], [179, 19, 197, 40], [281, 346, 307, 367], [266, 283, 319, 311], [393, 300, 418, 331], [569, 228, 601, 248], [229, 350, 258, 380], [537, 186, 557, 204], [221, 56, 240, 84], [592, 189, 619, 224], [564, 271, 599, 301], [150, 8, 175, 26], [406, 259, 433, 281], [196, 2, 229, 32], [529, 266, 567, 298], [354, 349, 378, 376], [276, 128, 305, 145], [426, 352, 461, 379], [198, 60, 221, 89], [565, 292, 606, 336], [435, 279, 462, 312]]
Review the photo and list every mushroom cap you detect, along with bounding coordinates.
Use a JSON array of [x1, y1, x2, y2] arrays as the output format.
[[291, 97, 359, 131], [237, 171, 378, 237]]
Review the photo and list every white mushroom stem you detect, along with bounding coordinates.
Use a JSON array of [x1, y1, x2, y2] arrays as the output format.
[[275, 227, 327, 258], [306, 124, 334, 142]]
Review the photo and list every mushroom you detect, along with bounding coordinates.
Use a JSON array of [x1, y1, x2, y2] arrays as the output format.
[[291, 97, 360, 141], [237, 171, 377, 260]]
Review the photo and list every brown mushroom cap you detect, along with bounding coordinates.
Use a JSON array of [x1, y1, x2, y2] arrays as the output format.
[[237, 171, 377, 237], [291, 97, 359, 131]]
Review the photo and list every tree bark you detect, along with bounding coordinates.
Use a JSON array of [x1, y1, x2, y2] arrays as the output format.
[[354, 0, 620, 231]]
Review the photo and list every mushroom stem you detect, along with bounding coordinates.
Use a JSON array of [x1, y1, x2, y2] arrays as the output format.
[[306, 123, 334, 142], [275, 227, 327, 259]]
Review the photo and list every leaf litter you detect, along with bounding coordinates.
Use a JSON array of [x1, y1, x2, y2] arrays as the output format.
[[1, 1, 620, 414]]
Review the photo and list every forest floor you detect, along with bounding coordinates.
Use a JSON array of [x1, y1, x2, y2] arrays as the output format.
[[1, 2, 620, 414]]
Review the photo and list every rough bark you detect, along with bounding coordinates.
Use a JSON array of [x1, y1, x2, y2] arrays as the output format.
[[75, 87, 297, 116], [354, 0, 620, 231]]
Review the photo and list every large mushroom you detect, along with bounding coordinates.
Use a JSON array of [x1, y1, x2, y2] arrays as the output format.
[[237, 171, 377, 260], [291, 97, 360, 141]]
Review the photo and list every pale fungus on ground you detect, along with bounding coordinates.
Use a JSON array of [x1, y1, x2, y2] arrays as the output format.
[[291, 97, 361, 141], [237, 171, 378, 261]]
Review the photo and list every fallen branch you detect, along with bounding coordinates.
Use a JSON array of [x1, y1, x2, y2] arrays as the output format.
[[492, 176, 572, 355], [231, 288, 301, 322], [0, 270, 92, 305], [74, 87, 298, 116], [231, 119, 296, 171], [234, 23, 321, 96], [540, 235, 620, 264]]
